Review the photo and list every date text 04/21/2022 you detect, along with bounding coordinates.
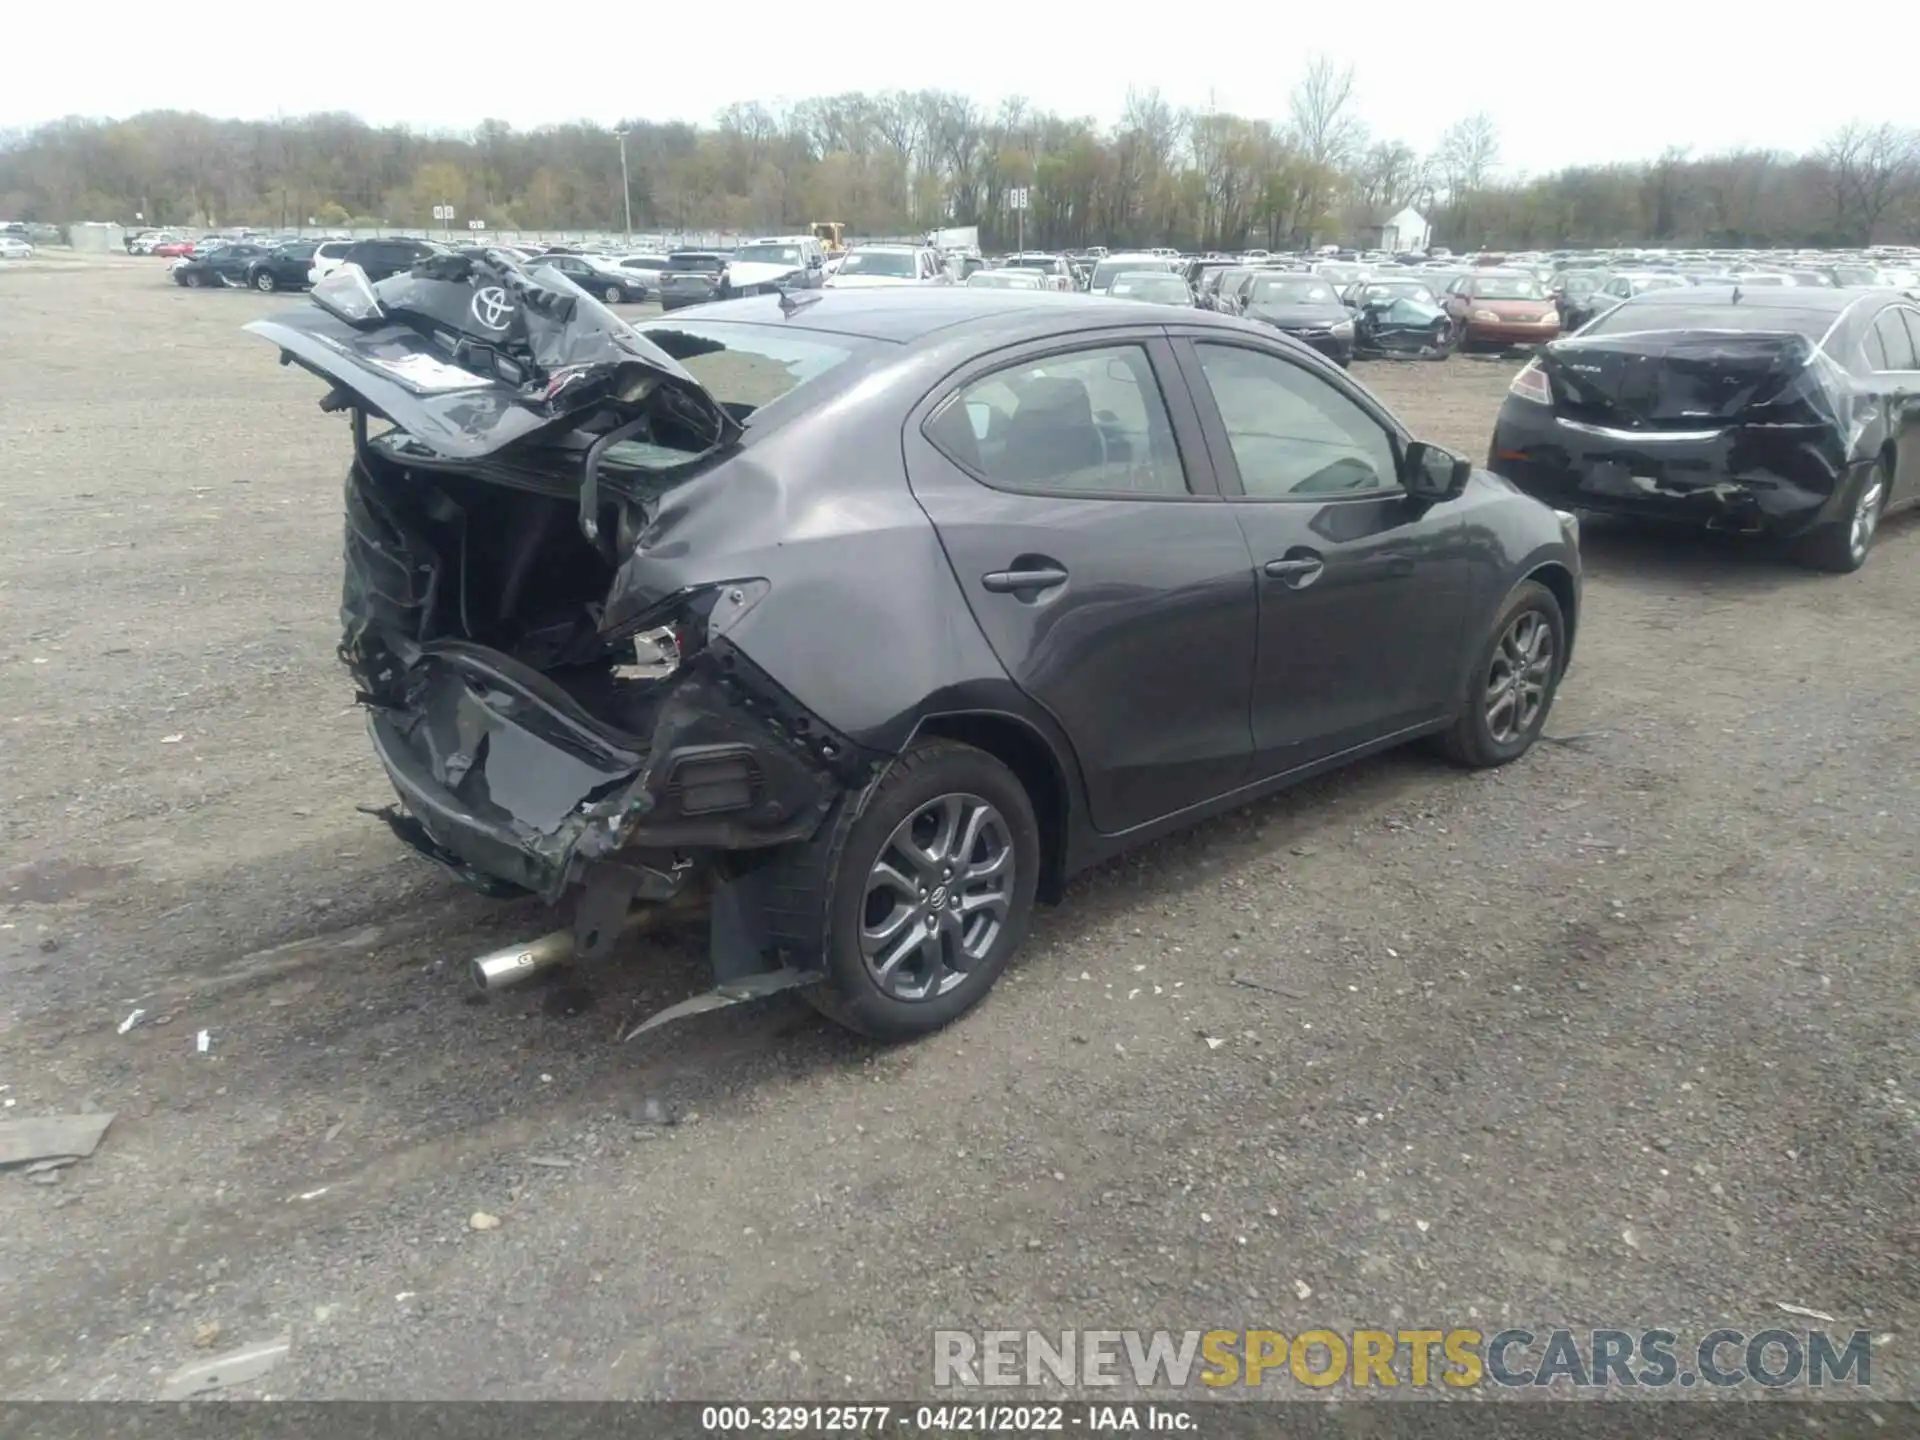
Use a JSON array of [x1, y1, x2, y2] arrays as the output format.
[[698, 1404, 1196, 1431]]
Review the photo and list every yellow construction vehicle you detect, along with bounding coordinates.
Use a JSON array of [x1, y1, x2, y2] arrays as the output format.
[[809, 221, 846, 254]]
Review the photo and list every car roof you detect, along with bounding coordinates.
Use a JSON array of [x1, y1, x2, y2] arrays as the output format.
[[1628, 285, 1861, 315], [657, 288, 1253, 344]]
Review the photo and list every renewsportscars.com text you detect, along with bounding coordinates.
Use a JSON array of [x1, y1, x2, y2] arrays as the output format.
[[933, 1327, 1874, 1390]]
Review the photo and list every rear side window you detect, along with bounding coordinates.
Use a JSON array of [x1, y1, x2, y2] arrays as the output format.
[[926, 344, 1189, 496], [1901, 310, 1920, 367]]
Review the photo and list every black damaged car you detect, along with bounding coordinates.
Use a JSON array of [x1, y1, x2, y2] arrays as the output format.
[[1344, 279, 1456, 360], [250, 257, 1582, 1040], [1236, 273, 1356, 366], [1489, 285, 1920, 572]]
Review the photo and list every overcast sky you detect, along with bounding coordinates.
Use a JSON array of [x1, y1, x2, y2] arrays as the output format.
[[4, 6, 1912, 176]]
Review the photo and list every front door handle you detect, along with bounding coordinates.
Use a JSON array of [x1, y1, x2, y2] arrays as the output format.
[[982, 566, 1069, 593], [1263, 556, 1325, 585]]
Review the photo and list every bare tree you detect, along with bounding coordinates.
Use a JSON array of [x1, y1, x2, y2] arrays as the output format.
[[1437, 112, 1500, 198], [1821, 121, 1918, 244], [1287, 56, 1363, 170]]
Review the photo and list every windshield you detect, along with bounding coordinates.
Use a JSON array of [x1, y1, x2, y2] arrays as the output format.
[[1315, 264, 1362, 283], [1003, 256, 1058, 271], [733, 245, 803, 266], [1249, 277, 1337, 305], [1583, 303, 1837, 340], [665, 253, 722, 272], [1832, 267, 1879, 286], [839, 250, 917, 277], [1108, 275, 1188, 302], [967, 271, 1039, 288], [1467, 276, 1546, 299], [631, 320, 866, 421], [1092, 258, 1165, 288], [1632, 276, 1688, 294]]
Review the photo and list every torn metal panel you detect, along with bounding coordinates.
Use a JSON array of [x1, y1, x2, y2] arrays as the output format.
[[157, 1334, 291, 1400], [622, 967, 823, 1041]]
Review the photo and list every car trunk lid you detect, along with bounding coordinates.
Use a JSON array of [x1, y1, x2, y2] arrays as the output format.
[[1539, 331, 1830, 432]]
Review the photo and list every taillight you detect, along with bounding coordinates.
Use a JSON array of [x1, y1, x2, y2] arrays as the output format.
[[1509, 360, 1552, 405]]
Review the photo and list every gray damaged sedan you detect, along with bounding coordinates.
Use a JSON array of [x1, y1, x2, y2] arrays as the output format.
[[250, 254, 1582, 1040]]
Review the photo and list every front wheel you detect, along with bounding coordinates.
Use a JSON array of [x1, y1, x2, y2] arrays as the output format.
[[1795, 461, 1886, 574], [803, 740, 1039, 1040], [1437, 580, 1566, 769], [252, 269, 277, 292], [602, 284, 623, 304], [181, 271, 203, 288]]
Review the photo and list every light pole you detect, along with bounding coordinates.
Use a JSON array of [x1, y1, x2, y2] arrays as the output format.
[[614, 124, 633, 244]]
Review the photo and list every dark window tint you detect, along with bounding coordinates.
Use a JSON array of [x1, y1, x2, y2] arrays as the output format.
[[926, 344, 1188, 496], [1873, 308, 1917, 370], [1195, 342, 1397, 499]]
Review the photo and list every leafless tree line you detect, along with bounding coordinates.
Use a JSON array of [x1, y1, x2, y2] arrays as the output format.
[[3, 72, 1917, 250]]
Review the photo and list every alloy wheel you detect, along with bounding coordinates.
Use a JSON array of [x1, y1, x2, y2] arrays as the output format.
[[1484, 610, 1555, 744], [859, 793, 1014, 1002], [254, 271, 275, 292], [1850, 474, 1885, 564]]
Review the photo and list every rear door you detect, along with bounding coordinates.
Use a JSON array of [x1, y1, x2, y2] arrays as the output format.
[[906, 330, 1258, 835], [1169, 332, 1474, 774], [1877, 306, 1920, 504]]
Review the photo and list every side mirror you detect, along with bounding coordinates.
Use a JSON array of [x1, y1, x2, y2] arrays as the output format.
[[1402, 440, 1471, 503]]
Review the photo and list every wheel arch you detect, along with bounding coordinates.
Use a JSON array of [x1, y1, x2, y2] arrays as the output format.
[[1523, 560, 1578, 672], [910, 711, 1072, 903]]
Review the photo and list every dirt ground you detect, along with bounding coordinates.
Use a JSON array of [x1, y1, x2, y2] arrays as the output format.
[[0, 254, 1915, 1402]]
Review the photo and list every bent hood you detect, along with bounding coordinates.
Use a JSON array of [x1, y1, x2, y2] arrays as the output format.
[[244, 254, 738, 460], [725, 260, 805, 290]]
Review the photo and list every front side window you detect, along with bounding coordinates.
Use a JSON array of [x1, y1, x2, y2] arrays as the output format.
[[1873, 309, 1917, 370], [926, 344, 1188, 496], [1194, 342, 1398, 499]]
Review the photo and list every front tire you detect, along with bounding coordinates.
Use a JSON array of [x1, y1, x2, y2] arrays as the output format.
[[181, 271, 202, 288], [1795, 461, 1886, 574], [1437, 580, 1566, 769], [603, 284, 623, 304], [802, 740, 1039, 1040]]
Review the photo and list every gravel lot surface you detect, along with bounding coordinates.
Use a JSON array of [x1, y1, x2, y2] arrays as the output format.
[[0, 254, 1914, 1403]]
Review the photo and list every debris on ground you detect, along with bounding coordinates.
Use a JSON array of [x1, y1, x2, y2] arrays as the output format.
[[118, 1008, 147, 1035], [196, 1029, 211, 1054], [468, 1211, 501, 1231], [633, 1097, 680, 1127], [193, 1321, 222, 1349], [1773, 1301, 1838, 1323], [24, 1158, 77, 1177], [0, 1112, 114, 1168], [157, 1333, 290, 1400], [524, 1155, 573, 1169]]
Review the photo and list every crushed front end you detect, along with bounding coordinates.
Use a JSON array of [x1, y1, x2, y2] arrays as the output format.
[[250, 255, 876, 994]]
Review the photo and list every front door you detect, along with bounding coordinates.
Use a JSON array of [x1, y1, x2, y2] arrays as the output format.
[[1171, 335, 1473, 776], [905, 333, 1258, 835]]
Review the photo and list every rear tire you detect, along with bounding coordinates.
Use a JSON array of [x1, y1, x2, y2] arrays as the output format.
[[1437, 580, 1566, 769], [603, 284, 623, 304], [1795, 461, 1886, 574], [253, 270, 276, 292], [797, 740, 1039, 1041]]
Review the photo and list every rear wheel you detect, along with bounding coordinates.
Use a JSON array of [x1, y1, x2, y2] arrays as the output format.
[[801, 740, 1039, 1040], [252, 269, 276, 292], [602, 284, 623, 304], [1437, 580, 1565, 769], [1795, 461, 1886, 574]]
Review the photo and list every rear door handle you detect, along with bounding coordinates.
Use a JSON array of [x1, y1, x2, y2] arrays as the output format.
[[982, 567, 1069, 593]]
